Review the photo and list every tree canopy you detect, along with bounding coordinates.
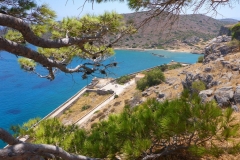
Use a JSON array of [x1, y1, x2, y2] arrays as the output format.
[[0, 0, 135, 80]]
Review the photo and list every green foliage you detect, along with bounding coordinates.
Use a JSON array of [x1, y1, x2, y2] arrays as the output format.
[[19, 92, 239, 159], [231, 22, 240, 40], [81, 105, 91, 111], [10, 117, 40, 137], [228, 39, 240, 51], [4, 30, 25, 43], [83, 92, 89, 97], [3, 5, 135, 75], [18, 57, 36, 70], [116, 75, 132, 84], [197, 55, 204, 63], [137, 68, 165, 91], [192, 80, 206, 93], [114, 94, 119, 99], [168, 62, 182, 70]]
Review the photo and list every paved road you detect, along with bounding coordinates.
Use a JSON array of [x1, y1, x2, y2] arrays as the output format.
[[48, 88, 87, 118], [75, 79, 135, 125]]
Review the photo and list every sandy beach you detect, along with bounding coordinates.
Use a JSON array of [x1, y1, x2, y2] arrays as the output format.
[[114, 47, 202, 54]]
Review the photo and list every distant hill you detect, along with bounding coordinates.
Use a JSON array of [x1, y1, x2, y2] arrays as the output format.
[[114, 12, 237, 49], [218, 18, 239, 24]]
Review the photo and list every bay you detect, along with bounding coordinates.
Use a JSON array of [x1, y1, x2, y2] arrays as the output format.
[[0, 49, 201, 147]]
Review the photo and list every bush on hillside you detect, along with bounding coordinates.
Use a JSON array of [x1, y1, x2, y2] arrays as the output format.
[[168, 62, 182, 70], [137, 68, 165, 91], [192, 80, 206, 93], [81, 104, 91, 111], [116, 75, 131, 84], [197, 55, 204, 63]]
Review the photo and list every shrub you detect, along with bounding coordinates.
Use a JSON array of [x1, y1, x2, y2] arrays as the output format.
[[192, 80, 206, 93], [137, 68, 165, 91], [114, 94, 119, 99], [168, 62, 182, 70], [83, 92, 89, 97], [81, 104, 91, 111], [197, 55, 204, 63], [116, 75, 131, 84]]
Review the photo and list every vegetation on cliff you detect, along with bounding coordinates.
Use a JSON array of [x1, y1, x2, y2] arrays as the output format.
[[14, 90, 239, 159]]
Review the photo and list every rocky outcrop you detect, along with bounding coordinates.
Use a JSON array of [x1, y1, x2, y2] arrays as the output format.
[[182, 72, 215, 90], [234, 85, 240, 104], [214, 86, 234, 107], [203, 35, 238, 64], [182, 36, 200, 44], [218, 26, 231, 36]]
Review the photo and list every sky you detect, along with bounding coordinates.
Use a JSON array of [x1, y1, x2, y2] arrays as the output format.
[[38, 0, 240, 20]]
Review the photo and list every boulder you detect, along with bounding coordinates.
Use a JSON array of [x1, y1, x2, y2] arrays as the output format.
[[199, 89, 213, 102], [203, 35, 237, 64], [231, 105, 239, 112], [165, 78, 177, 85], [182, 36, 200, 44], [182, 73, 213, 90], [158, 93, 165, 99], [207, 81, 219, 88], [234, 85, 240, 104], [182, 72, 195, 89], [231, 65, 240, 71], [142, 90, 152, 97], [214, 86, 234, 107], [204, 67, 212, 72], [210, 35, 232, 43], [204, 74, 213, 84]]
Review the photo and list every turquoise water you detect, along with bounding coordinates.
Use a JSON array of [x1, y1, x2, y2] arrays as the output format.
[[0, 49, 201, 147]]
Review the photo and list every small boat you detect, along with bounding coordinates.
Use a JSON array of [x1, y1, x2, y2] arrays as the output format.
[[151, 53, 165, 57]]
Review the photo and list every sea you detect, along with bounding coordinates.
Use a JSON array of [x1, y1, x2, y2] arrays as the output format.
[[0, 48, 201, 148]]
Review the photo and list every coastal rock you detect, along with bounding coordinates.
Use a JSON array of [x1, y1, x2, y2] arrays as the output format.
[[210, 35, 232, 43], [214, 86, 234, 107], [234, 85, 240, 104], [203, 35, 237, 64]]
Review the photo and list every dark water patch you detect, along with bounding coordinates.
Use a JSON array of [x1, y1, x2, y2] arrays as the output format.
[[0, 74, 14, 80], [32, 81, 53, 89], [5, 109, 21, 115], [32, 78, 62, 89], [14, 83, 22, 88]]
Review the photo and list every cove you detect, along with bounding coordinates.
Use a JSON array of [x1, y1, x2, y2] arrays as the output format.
[[0, 49, 201, 147]]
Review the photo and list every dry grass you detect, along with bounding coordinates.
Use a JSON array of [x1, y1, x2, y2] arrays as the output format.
[[58, 92, 111, 125], [83, 83, 137, 130]]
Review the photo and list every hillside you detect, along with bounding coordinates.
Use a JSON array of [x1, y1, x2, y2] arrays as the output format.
[[115, 12, 237, 50]]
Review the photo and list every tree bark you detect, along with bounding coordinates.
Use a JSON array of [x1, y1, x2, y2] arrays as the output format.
[[0, 13, 102, 48], [0, 37, 91, 74]]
